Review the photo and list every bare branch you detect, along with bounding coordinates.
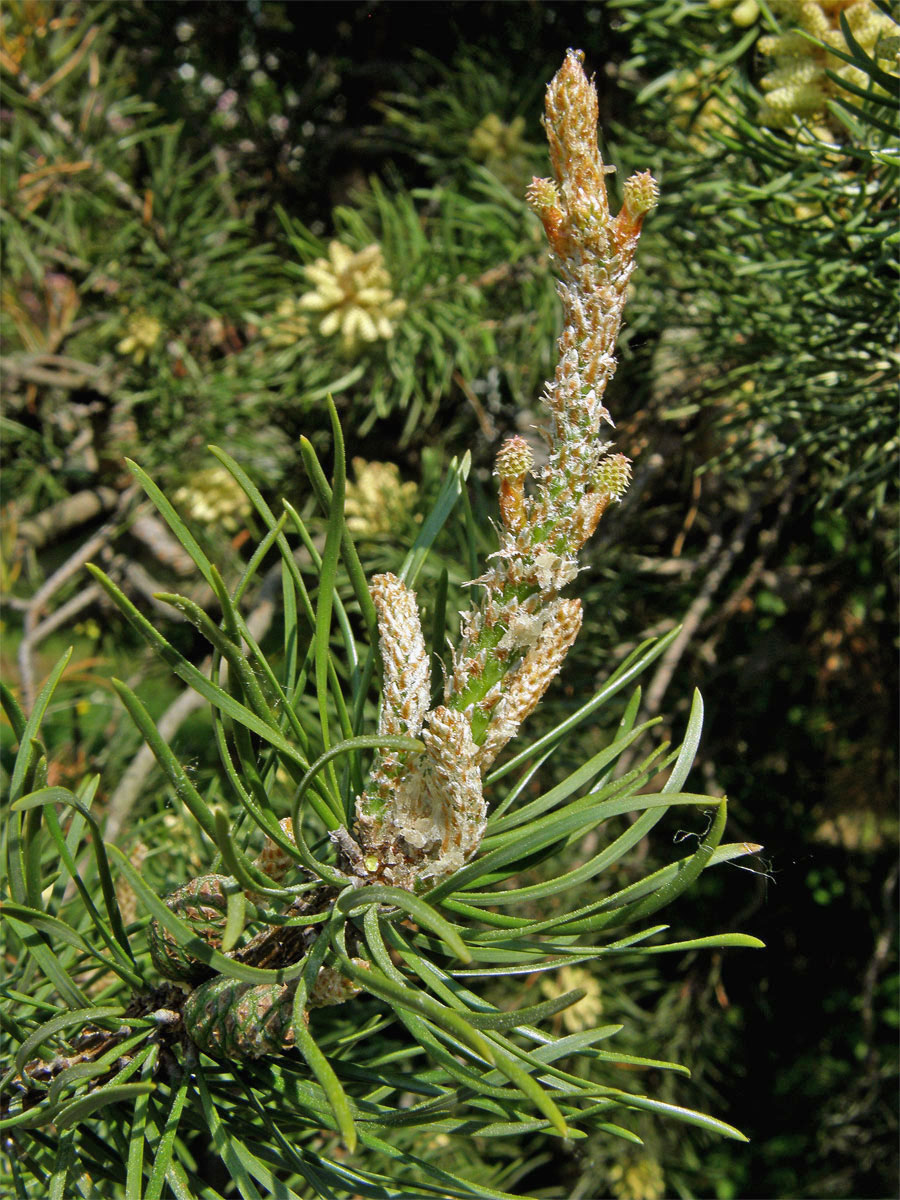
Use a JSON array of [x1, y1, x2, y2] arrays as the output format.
[[17, 487, 138, 711]]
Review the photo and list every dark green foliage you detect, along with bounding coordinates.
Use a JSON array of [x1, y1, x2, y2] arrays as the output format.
[[611, 0, 898, 515], [0, 1, 562, 523], [274, 168, 559, 439]]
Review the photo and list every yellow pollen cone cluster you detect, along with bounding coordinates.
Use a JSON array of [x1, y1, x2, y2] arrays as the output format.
[[298, 240, 406, 353]]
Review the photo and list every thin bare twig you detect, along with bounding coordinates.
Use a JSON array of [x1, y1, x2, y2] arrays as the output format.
[[642, 506, 758, 718], [27, 583, 103, 647], [128, 514, 197, 577], [16, 487, 119, 551], [613, 504, 761, 783], [17, 487, 138, 711]]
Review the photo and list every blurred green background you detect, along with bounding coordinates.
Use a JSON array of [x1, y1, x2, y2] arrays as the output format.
[[2, 2, 897, 1197]]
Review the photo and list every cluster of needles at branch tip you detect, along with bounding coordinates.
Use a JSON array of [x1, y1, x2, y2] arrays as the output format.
[[353, 49, 659, 889]]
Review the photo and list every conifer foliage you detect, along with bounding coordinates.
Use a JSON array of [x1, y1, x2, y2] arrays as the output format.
[[2, 49, 762, 1200], [613, 0, 898, 514]]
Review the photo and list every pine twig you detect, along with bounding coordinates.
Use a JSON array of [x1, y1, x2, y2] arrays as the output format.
[[354, 51, 659, 889], [128, 514, 198, 577], [17, 486, 138, 711], [16, 487, 119, 551], [642, 506, 758, 719], [24, 583, 103, 650]]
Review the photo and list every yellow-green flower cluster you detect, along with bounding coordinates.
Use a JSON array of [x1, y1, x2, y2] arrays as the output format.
[[666, 61, 736, 151], [758, 1, 896, 132], [259, 296, 309, 347], [468, 112, 527, 160], [172, 466, 252, 532], [298, 240, 405, 353], [540, 964, 604, 1033], [344, 458, 419, 538], [608, 1156, 667, 1200], [467, 112, 531, 187], [710, 0, 761, 27], [116, 312, 162, 364]]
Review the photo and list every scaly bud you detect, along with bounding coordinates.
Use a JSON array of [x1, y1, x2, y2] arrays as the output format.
[[525, 175, 560, 214], [370, 573, 430, 739], [496, 436, 534, 533], [527, 176, 567, 256], [252, 816, 298, 884], [614, 172, 660, 250], [309, 959, 370, 1007], [623, 171, 660, 218], [592, 452, 631, 502], [543, 48, 609, 231], [495, 435, 535, 480], [566, 493, 610, 551], [477, 599, 583, 769], [244, 816, 301, 904], [419, 706, 486, 879]]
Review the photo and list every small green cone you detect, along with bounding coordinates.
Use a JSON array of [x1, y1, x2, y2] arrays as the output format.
[[183, 976, 298, 1059], [148, 873, 231, 983]]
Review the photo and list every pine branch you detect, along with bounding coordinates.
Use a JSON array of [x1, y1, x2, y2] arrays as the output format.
[[16, 486, 138, 711], [2, 49, 763, 1199]]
